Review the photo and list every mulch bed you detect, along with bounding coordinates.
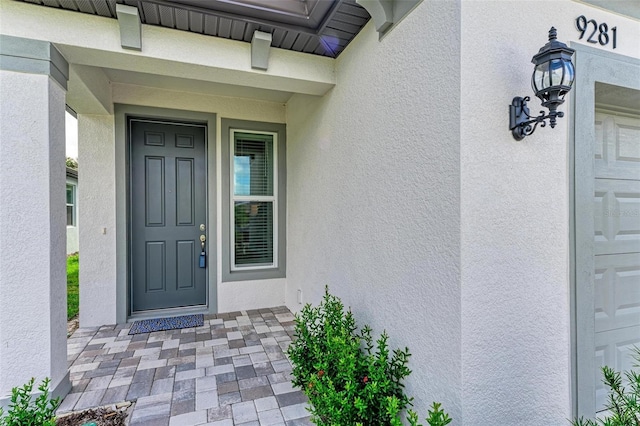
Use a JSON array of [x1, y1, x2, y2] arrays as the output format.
[[67, 315, 79, 337], [56, 405, 129, 426]]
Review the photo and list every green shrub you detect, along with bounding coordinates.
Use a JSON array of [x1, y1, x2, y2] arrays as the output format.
[[571, 347, 640, 426], [65, 157, 77, 170], [287, 286, 451, 426], [0, 378, 59, 426]]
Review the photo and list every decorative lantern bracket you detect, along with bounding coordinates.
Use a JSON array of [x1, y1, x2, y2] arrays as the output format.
[[509, 96, 564, 141]]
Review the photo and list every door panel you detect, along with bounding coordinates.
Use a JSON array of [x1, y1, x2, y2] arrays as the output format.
[[145, 241, 166, 292], [594, 253, 640, 333], [592, 110, 640, 411], [595, 114, 640, 180], [594, 325, 640, 409], [593, 178, 640, 255], [176, 240, 195, 289], [176, 158, 195, 225], [145, 157, 165, 226], [131, 119, 207, 312]]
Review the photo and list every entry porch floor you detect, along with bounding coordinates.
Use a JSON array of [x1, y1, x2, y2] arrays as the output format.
[[59, 306, 312, 426]]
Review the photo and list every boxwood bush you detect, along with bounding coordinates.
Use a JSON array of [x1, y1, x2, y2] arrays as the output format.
[[287, 287, 451, 426], [0, 378, 59, 426]]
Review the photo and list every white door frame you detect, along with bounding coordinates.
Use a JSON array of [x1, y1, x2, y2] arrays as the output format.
[[571, 43, 640, 419]]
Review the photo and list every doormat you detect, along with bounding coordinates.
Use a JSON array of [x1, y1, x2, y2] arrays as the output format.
[[128, 314, 204, 335]]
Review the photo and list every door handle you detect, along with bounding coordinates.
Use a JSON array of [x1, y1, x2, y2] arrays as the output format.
[[199, 234, 206, 268]]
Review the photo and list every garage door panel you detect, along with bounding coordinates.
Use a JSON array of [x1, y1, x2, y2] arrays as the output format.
[[592, 109, 640, 413], [594, 326, 640, 409], [595, 113, 640, 180], [593, 342, 610, 411], [594, 178, 640, 255], [594, 253, 640, 333], [578, 79, 640, 417]]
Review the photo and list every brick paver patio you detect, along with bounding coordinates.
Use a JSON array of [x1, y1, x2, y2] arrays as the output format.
[[58, 307, 311, 425]]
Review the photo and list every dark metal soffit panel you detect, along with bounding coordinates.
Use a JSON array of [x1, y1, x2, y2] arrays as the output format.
[[17, 0, 370, 58]]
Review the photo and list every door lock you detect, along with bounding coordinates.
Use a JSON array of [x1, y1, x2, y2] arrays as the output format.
[[199, 234, 207, 269], [200, 224, 206, 231]]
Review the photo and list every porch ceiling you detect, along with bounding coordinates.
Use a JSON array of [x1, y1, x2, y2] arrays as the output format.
[[102, 67, 294, 102], [17, 0, 371, 58]]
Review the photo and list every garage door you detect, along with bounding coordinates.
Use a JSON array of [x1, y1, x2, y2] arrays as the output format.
[[592, 109, 640, 410]]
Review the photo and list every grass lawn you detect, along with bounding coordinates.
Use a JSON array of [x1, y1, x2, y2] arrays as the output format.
[[67, 253, 79, 320]]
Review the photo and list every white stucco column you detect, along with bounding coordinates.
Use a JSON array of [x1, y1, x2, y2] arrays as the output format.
[[0, 36, 71, 406], [78, 114, 118, 327]]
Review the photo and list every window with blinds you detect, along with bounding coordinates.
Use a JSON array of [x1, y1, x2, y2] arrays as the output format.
[[231, 131, 277, 269]]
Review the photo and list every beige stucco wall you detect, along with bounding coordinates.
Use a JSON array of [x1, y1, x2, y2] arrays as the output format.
[[2, 0, 639, 421], [286, 0, 640, 424], [78, 114, 117, 326], [460, 1, 639, 424], [286, 0, 463, 420], [0, 70, 68, 401]]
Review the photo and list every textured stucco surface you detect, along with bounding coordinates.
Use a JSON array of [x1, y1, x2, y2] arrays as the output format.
[[78, 114, 117, 327], [2, 0, 639, 421], [0, 71, 68, 399], [460, 2, 639, 424], [68, 65, 113, 115], [218, 279, 286, 313], [286, 1, 462, 420], [110, 85, 286, 124]]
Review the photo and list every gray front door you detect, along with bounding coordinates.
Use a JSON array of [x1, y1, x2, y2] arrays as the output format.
[[130, 119, 207, 312]]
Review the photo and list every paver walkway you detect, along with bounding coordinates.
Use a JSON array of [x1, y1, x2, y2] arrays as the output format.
[[58, 306, 312, 425]]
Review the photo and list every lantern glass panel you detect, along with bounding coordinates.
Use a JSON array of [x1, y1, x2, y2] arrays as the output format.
[[550, 59, 564, 86], [532, 61, 549, 93], [563, 60, 575, 87]]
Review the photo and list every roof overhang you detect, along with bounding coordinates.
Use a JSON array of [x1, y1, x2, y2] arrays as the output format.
[[2, 0, 341, 112], [17, 0, 371, 58]]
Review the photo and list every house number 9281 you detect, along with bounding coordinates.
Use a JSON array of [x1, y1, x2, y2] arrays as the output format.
[[576, 15, 617, 49]]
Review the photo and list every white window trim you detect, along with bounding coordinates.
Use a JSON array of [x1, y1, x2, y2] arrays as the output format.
[[66, 183, 76, 228], [230, 129, 278, 271]]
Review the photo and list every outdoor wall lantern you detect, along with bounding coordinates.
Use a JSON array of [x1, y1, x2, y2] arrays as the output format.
[[509, 27, 575, 141]]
